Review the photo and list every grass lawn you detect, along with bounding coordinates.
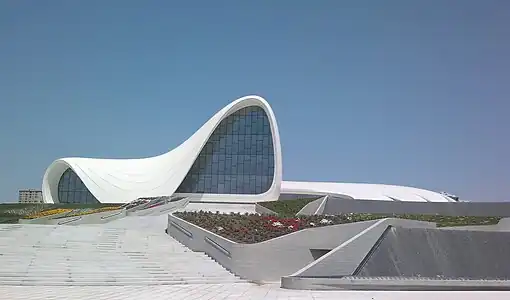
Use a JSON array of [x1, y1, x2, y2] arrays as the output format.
[[257, 198, 503, 227], [258, 197, 319, 217]]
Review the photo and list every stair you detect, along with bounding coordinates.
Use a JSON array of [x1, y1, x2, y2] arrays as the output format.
[[0, 224, 245, 286], [91, 214, 170, 231]]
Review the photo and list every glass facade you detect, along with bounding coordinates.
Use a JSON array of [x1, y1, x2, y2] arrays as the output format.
[[58, 168, 99, 204], [176, 106, 275, 195]]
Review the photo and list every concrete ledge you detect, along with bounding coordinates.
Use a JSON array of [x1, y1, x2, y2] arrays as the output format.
[[45, 210, 127, 225], [278, 193, 326, 201], [128, 198, 189, 216], [254, 203, 277, 215], [288, 219, 436, 279], [441, 217, 510, 231], [297, 196, 327, 216], [324, 197, 510, 216], [281, 276, 510, 291], [19, 198, 188, 226], [167, 214, 236, 274], [282, 221, 510, 290], [18, 210, 78, 224], [497, 217, 510, 228], [167, 214, 427, 282]]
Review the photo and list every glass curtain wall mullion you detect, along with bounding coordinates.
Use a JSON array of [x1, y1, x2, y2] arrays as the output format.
[[57, 169, 100, 204], [176, 106, 275, 195]]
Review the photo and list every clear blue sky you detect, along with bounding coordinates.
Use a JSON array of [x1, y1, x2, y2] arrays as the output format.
[[1, 1, 509, 202]]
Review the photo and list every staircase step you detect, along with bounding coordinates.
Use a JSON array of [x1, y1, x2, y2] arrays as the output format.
[[0, 223, 243, 286]]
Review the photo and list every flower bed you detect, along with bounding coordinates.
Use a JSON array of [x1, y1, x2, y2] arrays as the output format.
[[173, 211, 503, 244], [23, 208, 73, 219], [0, 203, 124, 222], [52, 206, 122, 219]]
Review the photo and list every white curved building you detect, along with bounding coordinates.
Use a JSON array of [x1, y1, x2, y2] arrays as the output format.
[[42, 95, 455, 204]]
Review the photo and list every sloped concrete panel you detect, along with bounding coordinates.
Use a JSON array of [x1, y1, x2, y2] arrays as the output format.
[[287, 219, 436, 279], [356, 227, 510, 279]]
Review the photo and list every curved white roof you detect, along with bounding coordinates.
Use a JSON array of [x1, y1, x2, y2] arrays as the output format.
[[42, 95, 452, 204], [42, 96, 283, 203], [281, 181, 453, 202]]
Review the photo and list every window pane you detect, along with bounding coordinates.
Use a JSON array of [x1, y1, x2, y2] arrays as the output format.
[[57, 169, 99, 204], [176, 106, 275, 194]]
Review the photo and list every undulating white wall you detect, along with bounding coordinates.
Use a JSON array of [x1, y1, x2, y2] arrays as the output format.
[[281, 181, 453, 202], [42, 95, 283, 204]]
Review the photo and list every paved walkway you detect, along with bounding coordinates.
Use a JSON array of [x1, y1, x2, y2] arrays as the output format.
[[0, 284, 509, 299], [2, 216, 510, 299]]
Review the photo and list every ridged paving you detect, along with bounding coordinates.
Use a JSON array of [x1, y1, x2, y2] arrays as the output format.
[[0, 224, 244, 286]]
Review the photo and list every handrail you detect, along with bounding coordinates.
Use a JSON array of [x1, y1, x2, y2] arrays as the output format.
[[204, 236, 231, 258], [58, 216, 82, 225], [170, 221, 193, 238], [100, 210, 124, 220]]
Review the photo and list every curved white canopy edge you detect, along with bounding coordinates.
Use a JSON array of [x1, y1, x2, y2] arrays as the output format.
[[42, 95, 453, 204], [281, 181, 454, 202], [42, 95, 283, 204]]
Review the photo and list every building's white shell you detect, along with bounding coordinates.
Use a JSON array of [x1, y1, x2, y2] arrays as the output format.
[[42, 95, 454, 204], [281, 181, 452, 202]]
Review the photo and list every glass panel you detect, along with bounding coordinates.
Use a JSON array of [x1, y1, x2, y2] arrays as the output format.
[[176, 106, 275, 194], [57, 168, 100, 204]]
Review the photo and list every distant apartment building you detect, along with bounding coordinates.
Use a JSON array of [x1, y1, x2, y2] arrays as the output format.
[[19, 189, 43, 204]]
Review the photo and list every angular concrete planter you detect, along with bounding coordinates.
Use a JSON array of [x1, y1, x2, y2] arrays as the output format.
[[18, 210, 76, 224], [17, 198, 189, 226], [19, 209, 125, 225], [167, 213, 435, 282], [254, 203, 277, 215], [281, 276, 510, 291], [296, 196, 328, 216], [282, 223, 510, 290], [323, 196, 510, 217], [128, 198, 189, 217]]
